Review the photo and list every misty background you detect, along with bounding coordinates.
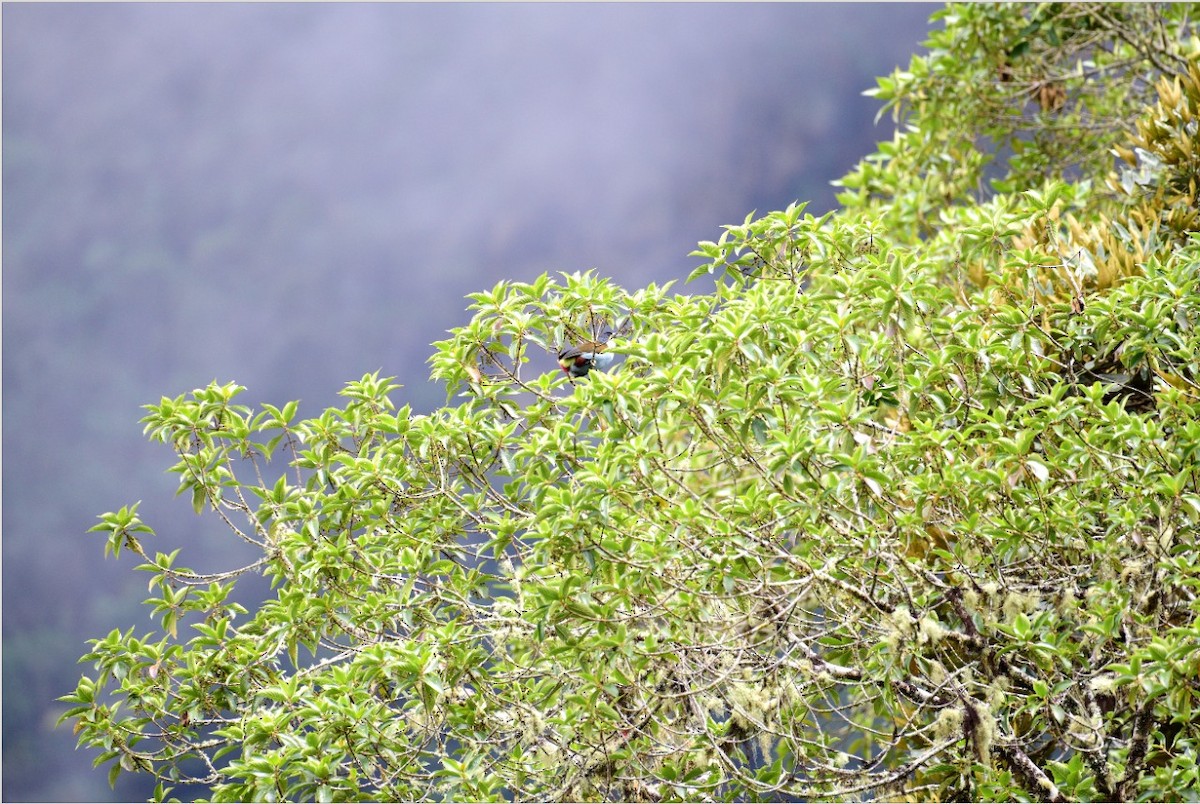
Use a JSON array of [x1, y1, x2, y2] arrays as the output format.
[[3, 4, 932, 800]]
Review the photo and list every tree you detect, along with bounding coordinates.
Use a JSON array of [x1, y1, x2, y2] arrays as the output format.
[[63, 4, 1200, 801]]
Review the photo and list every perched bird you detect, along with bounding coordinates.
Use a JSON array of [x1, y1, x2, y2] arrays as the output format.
[[557, 328, 615, 379]]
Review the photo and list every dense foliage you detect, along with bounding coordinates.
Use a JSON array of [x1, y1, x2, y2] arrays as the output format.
[[63, 4, 1200, 801]]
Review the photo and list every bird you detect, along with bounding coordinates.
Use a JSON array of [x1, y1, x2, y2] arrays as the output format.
[[557, 327, 616, 379]]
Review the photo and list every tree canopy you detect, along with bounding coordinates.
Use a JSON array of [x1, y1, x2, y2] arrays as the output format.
[[63, 4, 1200, 801]]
